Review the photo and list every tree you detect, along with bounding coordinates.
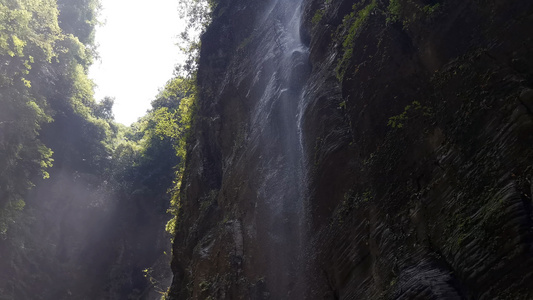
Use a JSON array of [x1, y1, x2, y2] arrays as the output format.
[[94, 96, 115, 120], [175, 0, 214, 77], [0, 0, 107, 236], [0, 0, 61, 220]]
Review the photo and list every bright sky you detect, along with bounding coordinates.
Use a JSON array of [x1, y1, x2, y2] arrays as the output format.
[[89, 0, 186, 125]]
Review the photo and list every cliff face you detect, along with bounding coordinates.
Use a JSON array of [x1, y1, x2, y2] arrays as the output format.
[[169, 0, 533, 298]]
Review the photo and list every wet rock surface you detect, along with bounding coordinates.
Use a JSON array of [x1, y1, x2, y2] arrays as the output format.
[[169, 0, 533, 299]]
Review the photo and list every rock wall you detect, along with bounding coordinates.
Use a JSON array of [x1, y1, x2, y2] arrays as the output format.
[[169, 0, 533, 298]]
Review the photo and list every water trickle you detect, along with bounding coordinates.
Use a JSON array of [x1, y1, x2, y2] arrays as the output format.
[[249, 0, 311, 296]]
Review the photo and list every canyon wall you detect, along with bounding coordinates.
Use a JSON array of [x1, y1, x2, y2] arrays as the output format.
[[169, 0, 533, 298]]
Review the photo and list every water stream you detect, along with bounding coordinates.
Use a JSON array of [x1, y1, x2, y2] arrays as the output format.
[[250, 0, 311, 296]]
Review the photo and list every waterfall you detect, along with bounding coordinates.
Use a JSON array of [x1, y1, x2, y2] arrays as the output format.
[[248, 0, 311, 296]]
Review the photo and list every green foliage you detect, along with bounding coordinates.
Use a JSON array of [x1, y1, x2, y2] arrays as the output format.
[[0, 202, 22, 239], [338, 100, 347, 109], [143, 268, 168, 296], [385, 0, 443, 27], [177, 0, 214, 32], [0, 0, 62, 214], [422, 3, 441, 17], [38, 144, 54, 179], [312, 8, 324, 26], [104, 77, 197, 236], [149, 5, 209, 237], [159, 79, 197, 234], [386, 0, 401, 24], [387, 100, 433, 129], [175, 0, 214, 77], [387, 111, 408, 129], [93, 96, 115, 120], [56, 0, 101, 46], [336, 0, 377, 81], [0, 4, 199, 295], [0, 0, 104, 236]]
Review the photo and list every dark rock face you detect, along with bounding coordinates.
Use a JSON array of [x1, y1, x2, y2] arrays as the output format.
[[169, 0, 533, 299]]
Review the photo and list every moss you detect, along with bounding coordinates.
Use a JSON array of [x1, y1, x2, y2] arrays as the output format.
[[386, 0, 401, 24], [385, 0, 443, 28], [422, 3, 441, 17], [312, 8, 324, 26], [336, 0, 378, 81], [338, 100, 347, 109], [387, 101, 433, 129], [362, 190, 373, 202], [199, 280, 211, 292]]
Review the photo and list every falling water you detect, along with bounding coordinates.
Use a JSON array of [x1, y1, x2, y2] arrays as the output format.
[[248, 0, 311, 296]]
